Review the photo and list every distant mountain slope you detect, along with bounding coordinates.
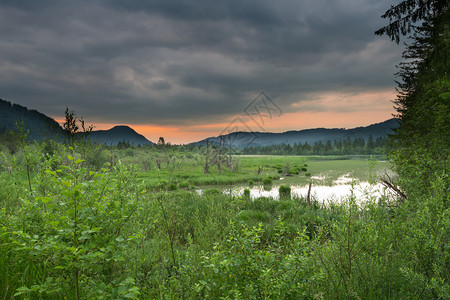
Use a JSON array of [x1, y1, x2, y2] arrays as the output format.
[[85, 126, 154, 146], [0, 98, 64, 140], [191, 118, 399, 148], [0, 98, 153, 145]]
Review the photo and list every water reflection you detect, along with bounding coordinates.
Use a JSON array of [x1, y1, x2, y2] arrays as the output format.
[[221, 181, 394, 205]]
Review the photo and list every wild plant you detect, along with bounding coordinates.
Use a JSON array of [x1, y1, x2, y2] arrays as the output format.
[[2, 154, 142, 299]]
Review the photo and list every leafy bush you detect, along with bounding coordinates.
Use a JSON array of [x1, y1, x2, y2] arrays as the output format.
[[279, 185, 291, 198], [156, 180, 167, 190], [1, 156, 142, 299], [203, 188, 221, 196], [263, 177, 272, 185], [181, 221, 315, 298], [178, 181, 190, 189], [168, 183, 177, 191]]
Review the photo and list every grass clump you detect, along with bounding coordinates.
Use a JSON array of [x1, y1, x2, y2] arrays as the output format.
[[178, 181, 190, 189], [203, 188, 221, 196], [263, 177, 272, 185], [279, 185, 291, 198]]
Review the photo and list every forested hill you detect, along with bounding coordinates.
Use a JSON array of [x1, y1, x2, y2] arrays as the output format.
[[0, 98, 154, 145], [86, 126, 154, 146], [191, 118, 399, 148], [0, 98, 64, 141]]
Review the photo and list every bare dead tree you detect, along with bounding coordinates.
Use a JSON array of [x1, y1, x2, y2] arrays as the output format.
[[158, 137, 170, 168], [283, 163, 291, 176], [256, 166, 263, 175], [210, 137, 227, 173], [380, 171, 407, 203], [307, 181, 312, 206]]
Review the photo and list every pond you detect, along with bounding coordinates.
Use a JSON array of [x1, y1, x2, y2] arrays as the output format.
[[199, 173, 395, 206]]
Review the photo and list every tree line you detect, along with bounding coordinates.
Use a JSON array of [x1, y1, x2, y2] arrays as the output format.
[[240, 135, 388, 155]]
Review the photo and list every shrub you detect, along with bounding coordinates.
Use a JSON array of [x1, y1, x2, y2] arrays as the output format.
[[263, 177, 272, 185], [278, 169, 283, 174], [279, 185, 291, 198], [305, 172, 311, 177], [156, 180, 167, 190], [168, 183, 177, 191], [203, 188, 221, 196], [179, 181, 190, 189], [2, 156, 142, 298], [243, 188, 250, 198], [248, 180, 254, 185]]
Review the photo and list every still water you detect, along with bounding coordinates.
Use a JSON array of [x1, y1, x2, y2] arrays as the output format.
[[201, 174, 394, 205]]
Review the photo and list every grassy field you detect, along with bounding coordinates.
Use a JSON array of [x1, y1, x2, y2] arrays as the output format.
[[1, 142, 447, 299], [136, 154, 390, 190]]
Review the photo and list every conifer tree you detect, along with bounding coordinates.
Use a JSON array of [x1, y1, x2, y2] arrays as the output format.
[[376, 0, 449, 197]]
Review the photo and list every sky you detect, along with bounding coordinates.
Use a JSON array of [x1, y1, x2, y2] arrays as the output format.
[[0, 0, 404, 144]]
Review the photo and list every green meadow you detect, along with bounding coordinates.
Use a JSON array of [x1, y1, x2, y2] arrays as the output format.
[[1, 139, 447, 299], [128, 151, 389, 190]]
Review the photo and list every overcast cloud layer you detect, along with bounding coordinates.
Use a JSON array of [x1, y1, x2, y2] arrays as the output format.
[[0, 0, 402, 126]]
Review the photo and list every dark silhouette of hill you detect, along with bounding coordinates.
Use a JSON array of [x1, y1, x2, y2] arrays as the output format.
[[1, 97, 398, 147], [85, 126, 154, 146], [0, 98, 153, 145], [0, 98, 64, 140], [191, 118, 399, 148]]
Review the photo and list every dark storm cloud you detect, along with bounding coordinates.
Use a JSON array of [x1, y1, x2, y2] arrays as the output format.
[[0, 0, 402, 125]]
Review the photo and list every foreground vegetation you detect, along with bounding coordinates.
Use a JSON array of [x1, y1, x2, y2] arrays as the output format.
[[0, 136, 448, 299]]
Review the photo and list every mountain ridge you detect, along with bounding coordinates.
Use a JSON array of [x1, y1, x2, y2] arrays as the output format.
[[190, 118, 399, 148], [1, 98, 398, 147], [85, 125, 154, 146], [0, 98, 154, 145]]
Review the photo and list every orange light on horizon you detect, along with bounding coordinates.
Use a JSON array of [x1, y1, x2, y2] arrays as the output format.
[[51, 88, 397, 144]]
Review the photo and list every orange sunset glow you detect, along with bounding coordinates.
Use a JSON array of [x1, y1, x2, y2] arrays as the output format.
[[53, 89, 397, 144]]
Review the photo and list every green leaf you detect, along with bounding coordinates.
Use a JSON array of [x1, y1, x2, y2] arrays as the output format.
[[14, 286, 30, 296], [37, 196, 52, 204], [67, 247, 77, 253], [75, 159, 84, 165], [45, 169, 56, 176], [124, 293, 138, 299], [61, 180, 71, 187]]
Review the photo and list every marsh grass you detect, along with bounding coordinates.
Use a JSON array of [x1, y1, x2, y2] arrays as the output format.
[[1, 143, 446, 299]]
